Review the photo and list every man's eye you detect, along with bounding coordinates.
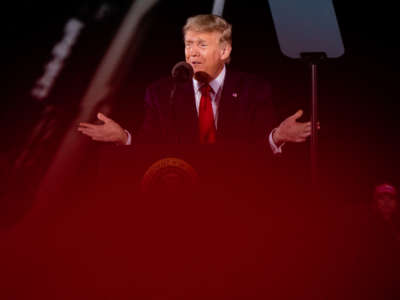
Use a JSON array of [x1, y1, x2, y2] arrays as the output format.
[[199, 43, 207, 48]]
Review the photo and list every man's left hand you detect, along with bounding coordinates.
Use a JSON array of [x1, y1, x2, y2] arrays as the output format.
[[272, 109, 318, 145]]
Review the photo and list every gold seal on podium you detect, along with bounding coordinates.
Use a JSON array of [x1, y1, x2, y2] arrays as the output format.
[[141, 157, 198, 195]]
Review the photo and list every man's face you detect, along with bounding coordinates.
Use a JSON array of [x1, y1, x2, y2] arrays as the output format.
[[184, 30, 231, 81]]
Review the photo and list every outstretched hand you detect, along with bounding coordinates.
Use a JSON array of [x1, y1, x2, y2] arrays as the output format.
[[78, 113, 128, 145], [273, 110, 318, 145]]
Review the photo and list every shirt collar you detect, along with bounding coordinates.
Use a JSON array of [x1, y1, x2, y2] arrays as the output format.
[[193, 65, 226, 95]]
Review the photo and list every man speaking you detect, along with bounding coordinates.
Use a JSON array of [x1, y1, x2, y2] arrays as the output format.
[[78, 14, 312, 150]]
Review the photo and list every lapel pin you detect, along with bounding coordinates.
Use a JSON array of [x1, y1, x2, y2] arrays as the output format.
[[232, 92, 238, 98]]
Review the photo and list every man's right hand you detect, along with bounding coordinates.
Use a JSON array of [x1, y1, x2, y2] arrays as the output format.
[[78, 113, 128, 145]]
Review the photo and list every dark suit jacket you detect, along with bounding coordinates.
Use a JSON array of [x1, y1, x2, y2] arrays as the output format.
[[136, 68, 277, 146]]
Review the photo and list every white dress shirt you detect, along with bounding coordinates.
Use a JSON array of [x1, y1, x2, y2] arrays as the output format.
[[192, 65, 226, 129]]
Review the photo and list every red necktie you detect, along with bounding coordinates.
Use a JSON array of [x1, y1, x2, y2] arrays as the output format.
[[199, 84, 216, 144]]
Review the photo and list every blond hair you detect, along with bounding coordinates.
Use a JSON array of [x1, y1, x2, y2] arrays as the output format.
[[183, 14, 232, 46]]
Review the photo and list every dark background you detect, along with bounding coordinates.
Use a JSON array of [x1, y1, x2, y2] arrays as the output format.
[[1, 1, 399, 299]]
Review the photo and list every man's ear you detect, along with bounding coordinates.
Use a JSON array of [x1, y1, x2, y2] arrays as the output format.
[[220, 43, 232, 60]]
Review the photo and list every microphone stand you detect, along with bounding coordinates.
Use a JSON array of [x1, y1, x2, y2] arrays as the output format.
[[169, 62, 194, 145], [169, 83, 180, 144]]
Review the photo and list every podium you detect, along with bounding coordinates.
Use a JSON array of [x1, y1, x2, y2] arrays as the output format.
[[89, 143, 344, 299], [93, 143, 306, 298]]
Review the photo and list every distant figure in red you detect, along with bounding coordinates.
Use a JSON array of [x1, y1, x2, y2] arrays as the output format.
[[373, 183, 400, 241]]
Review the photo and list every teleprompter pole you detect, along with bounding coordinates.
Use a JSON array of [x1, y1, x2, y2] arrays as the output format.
[[301, 52, 326, 198]]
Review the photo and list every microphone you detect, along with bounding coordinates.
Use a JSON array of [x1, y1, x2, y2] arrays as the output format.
[[171, 61, 194, 83]]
